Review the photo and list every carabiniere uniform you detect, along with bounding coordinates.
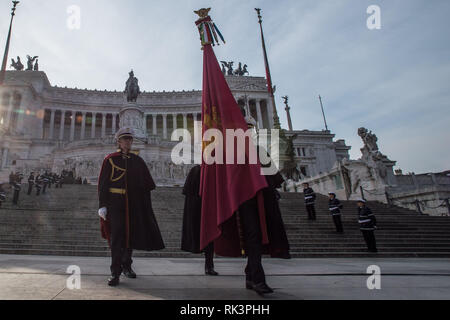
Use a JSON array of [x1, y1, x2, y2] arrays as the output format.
[[98, 149, 165, 278]]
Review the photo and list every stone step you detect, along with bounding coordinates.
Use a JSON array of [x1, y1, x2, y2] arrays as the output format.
[[2, 185, 450, 258]]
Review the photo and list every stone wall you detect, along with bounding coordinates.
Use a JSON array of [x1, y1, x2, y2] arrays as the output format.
[[387, 173, 450, 216]]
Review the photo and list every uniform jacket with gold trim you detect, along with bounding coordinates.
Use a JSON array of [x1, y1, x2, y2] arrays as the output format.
[[97, 151, 165, 251]]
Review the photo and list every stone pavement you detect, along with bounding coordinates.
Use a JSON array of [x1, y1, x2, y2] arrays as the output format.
[[0, 254, 449, 300]]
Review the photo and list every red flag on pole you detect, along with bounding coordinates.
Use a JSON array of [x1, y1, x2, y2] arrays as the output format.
[[195, 9, 268, 256]]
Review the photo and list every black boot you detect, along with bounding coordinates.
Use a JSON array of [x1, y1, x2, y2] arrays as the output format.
[[108, 275, 120, 286], [205, 267, 219, 276], [250, 282, 274, 296], [123, 267, 137, 279]]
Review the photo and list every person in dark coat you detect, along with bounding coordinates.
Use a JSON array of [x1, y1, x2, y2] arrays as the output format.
[[303, 182, 316, 220], [12, 180, 21, 205], [357, 199, 377, 253], [0, 184, 6, 208], [42, 172, 49, 194], [27, 173, 35, 195], [181, 165, 218, 276], [212, 145, 291, 296], [261, 170, 291, 259], [98, 127, 165, 286], [328, 193, 344, 233], [35, 174, 42, 196]]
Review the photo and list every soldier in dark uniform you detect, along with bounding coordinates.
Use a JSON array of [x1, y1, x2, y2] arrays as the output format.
[[0, 184, 6, 208], [237, 166, 291, 296], [35, 174, 42, 196], [48, 172, 54, 189], [98, 127, 165, 287], [357, 199, 378, 253], [12, 180, 21, 205], [303, 182, 316, 220], [201, 120, 290, 296], [9, 172, 15, 185], [328, 192, 344, 233], [181, 165, 218, 276], [42, 172, 49, 194], [56, 173, 63, 188], [27, 172, 35, 195]]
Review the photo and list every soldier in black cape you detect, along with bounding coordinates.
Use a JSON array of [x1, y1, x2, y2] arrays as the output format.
[[261, 169, 291, 260], [98, 127, 165, 286], [181, 165, 218, 276]]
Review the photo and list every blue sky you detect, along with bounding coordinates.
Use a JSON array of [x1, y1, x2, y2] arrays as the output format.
[[1, 0, 449, 173]]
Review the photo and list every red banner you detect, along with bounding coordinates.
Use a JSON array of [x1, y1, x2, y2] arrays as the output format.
[[198, 42, 268, 255]]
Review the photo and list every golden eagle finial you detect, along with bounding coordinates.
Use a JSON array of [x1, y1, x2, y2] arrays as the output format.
[[194, 7, 211, 19]]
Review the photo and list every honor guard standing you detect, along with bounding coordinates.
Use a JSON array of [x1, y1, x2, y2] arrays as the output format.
[[0, 184, 6, 208], [98, 127, 165, 287], [54, 174, 60, 189], [42, 172, 49, 194], [27, 172, 35, 195], [48, 173, 53, 189], [35, 174, 42, 196], [12, 180, 21, 205], [181, 165, 218, 276], [237, 156, 291, 295], [328, 193, 344, 233], [9, 172, 15, 185], [303, 183, 317, 220], [56, 173, 63, 188], [357, 199, 378, 253]]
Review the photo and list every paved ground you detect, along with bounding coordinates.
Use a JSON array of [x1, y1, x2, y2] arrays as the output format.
[[0, 254, 449, 300]]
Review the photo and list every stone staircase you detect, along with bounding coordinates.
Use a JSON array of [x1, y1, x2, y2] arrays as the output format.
[[1, 185, 450, 258]]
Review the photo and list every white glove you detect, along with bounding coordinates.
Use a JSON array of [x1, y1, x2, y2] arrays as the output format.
[[98, 207, 107, 221]]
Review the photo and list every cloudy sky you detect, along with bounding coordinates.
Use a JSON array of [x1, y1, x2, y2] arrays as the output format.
[[1, 0, 449, 173]]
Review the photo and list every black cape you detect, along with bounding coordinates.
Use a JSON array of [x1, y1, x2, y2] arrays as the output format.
[[181, 165, 202, 253], [262, 171, 291, 259], [98, 152, 165, 251], [181, 165, 290, 258]]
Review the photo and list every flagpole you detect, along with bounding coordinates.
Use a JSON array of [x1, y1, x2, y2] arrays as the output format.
[[255, 8, 281, 130], [0, 1, 20, 86], [318, 95, 329, 131]]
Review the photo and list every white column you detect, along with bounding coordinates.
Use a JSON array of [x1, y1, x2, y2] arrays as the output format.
[[143, 114, 147, 134], [80, 112, 86, 140], [101, 113, 106, 138], [39, 111, 45, 139], [256, 99, 263, 129], [112, 113, 117, 135], [183, 114, 187, 129], [15, 92, 25, 133], [70, 110, 76, 141], [48, 109, 56, 139], [59, 110, 66, 140], [91, 113, 97, 139], [173, 114, 178, 130], [1, 148, 8, 169], [4, 95, 13, 129], [162, 114, 167, 139], [152, 114, 157, 135]]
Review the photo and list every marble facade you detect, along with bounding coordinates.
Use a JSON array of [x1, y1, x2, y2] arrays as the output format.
[[0, 71, 350, 185]]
